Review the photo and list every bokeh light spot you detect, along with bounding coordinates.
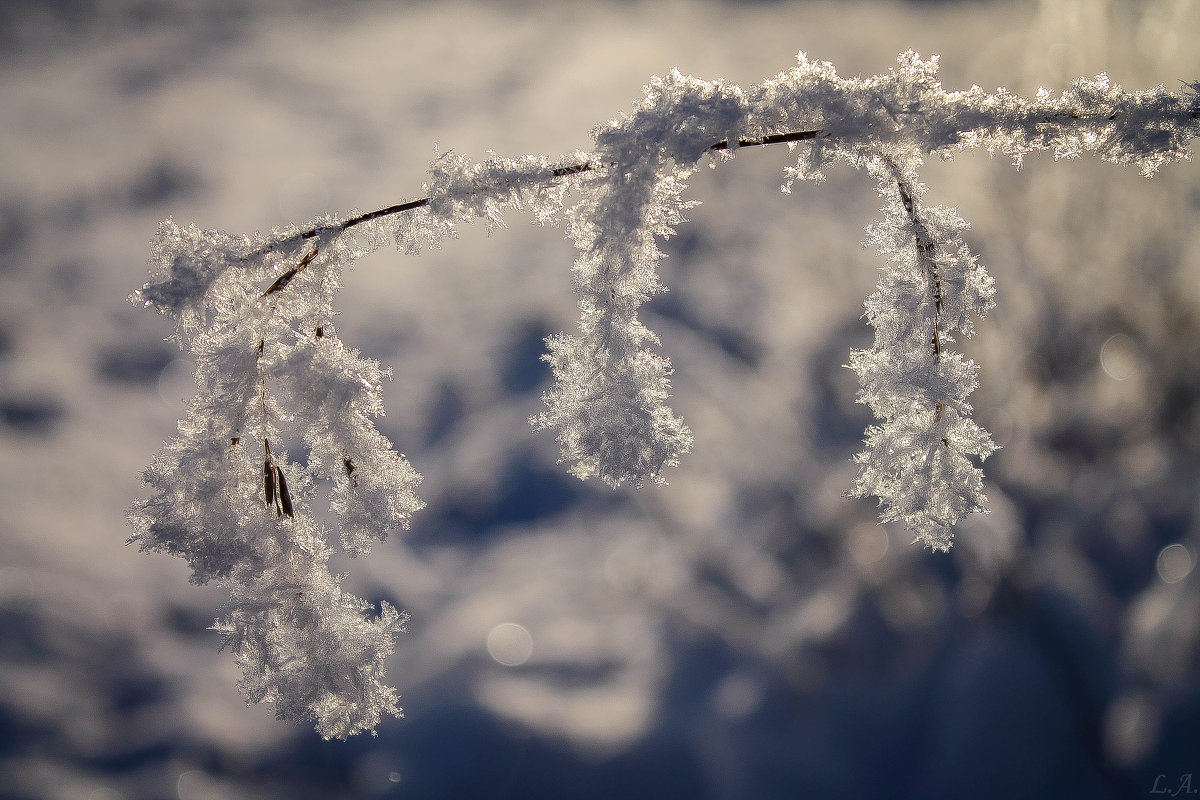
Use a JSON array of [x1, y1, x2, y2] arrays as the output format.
[[713, 672, 764, 719], [487, 622, 534, 666], [849, 523, 890, 568], [1100, 334, 1139, 381], [1104, 692, 1160, 766], [177, 770, 219, 800], [1156, 543, 1193, 584]]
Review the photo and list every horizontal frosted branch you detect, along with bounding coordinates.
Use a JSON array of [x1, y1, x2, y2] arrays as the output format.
[[233, 54, 1199, 257]]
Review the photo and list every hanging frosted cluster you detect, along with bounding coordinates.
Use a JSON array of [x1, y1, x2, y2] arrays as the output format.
[[131, 51, 1199, 736], [533, 70, 748, 487], [129, 219, 428, 738], [847, 159, 997, 550], [744, 51, 1197, 547], [130, 153, 589, 737]]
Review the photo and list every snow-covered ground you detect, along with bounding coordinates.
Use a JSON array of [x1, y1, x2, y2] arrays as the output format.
[[2, 1, 1199, 798]]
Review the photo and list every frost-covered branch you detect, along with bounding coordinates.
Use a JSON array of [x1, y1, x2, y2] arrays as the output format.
[[130, 51, 1200, 737], [276, 129, 828, 251], [847, 156, 997, 550]]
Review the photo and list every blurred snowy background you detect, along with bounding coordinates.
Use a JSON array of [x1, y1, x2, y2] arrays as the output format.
[[2, 0, 1200, 797]]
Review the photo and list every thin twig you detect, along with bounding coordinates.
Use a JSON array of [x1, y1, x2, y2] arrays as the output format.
[[311, 198, 432, 240], [289, 129, 827, 243], [261, 243, 319, 296], [885, 157, 944, 360], [717, 129, 827, 150]]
